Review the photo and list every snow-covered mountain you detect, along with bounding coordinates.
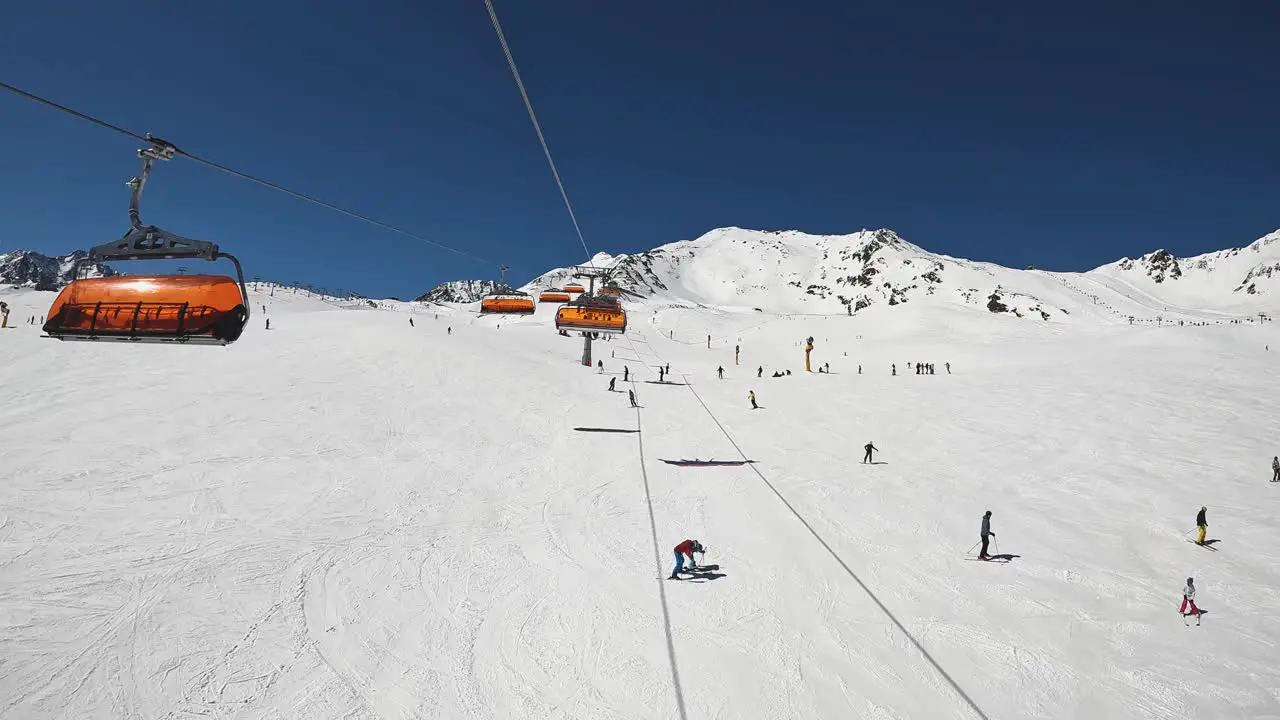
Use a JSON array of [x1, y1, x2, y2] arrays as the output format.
[[514, 227, 1280, 320], [413, 279, 513, 304], [0, 250, 117, 291], [1091, 230, 1280, 307]]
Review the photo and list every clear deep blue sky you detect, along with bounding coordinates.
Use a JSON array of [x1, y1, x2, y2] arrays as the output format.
[[2, 1, 1276, 298]]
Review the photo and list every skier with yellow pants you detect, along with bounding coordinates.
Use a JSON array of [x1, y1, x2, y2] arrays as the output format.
[[1195, 506, 1208, 545]]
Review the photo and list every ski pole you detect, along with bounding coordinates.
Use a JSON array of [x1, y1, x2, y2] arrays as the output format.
[[966, 541, 980, 556]]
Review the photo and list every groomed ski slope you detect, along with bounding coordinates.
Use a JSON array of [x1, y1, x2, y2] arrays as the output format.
[[1, 286, 1279, 720]]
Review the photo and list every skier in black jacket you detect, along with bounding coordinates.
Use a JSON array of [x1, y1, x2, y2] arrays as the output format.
[[862, 442, 878, 464], [979, 511, 995, 559]]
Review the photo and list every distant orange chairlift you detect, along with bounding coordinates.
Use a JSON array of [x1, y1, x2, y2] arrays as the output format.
[[563, 283, 586, 294], [539, 290, 571, 303], [43, 136, 250, 345], [479, 293, 536, 314]]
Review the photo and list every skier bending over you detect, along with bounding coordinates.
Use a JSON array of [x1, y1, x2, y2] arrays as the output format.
[[669, 539, 705, 579], [862, 442, 878, 463], [979, 510, 995, 559], [1195, 506, 1208, 545], [1180, 577, 1200, 617]]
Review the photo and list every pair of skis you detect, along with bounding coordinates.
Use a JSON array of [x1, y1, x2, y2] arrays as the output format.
[[1182, 610, 1206, 627]]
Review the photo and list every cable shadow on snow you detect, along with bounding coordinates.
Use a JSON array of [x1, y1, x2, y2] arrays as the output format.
[[573, 427, 639, 434]]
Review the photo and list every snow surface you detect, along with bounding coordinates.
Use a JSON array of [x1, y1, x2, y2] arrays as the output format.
[[2, 277, 1279, 719]]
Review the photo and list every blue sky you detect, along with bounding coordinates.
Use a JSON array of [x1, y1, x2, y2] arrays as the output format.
[[1, 1, 1276, 299]]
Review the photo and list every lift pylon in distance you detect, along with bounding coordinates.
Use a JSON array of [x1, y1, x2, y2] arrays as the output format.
[[43, 135, 250, 345]]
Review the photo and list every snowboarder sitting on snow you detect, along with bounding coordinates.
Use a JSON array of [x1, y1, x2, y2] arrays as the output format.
[[1180, 577, 1200, 616], [1196, 506, 1208, 545], [979, 510, 995, 559], [669, 539, 705, 579]]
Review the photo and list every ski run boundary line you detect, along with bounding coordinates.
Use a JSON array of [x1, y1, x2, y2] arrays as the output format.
[[629, 329, 991, 720], [624, 356, 690, 720]]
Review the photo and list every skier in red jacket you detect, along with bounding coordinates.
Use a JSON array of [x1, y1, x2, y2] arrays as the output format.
[[669, 539, 705, 580]]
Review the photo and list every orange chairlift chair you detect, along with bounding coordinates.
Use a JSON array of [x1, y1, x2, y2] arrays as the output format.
[[478, 264, 536, 314], [43, 136, 250, 345], [555, 295, 627, 334], [479, 292, 536, 314], [539, 290, 571, 303]]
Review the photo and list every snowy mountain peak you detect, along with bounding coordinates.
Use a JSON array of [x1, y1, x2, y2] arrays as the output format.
[[521, 227, 1067, 319], [414, 279, 512, 304], [1099, 228, 1280, 299], [0, 250, 118, 291]]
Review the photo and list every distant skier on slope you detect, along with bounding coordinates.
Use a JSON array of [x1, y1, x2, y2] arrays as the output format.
[[1180, 577, 1201, 618], [892, 364, 896, 376], [669, 539, 705, 580], [598, 360, 604, 373], [757, 366, 763, 378], [749, 390, 758, 409], [1272, 455, 1279, 482], [978, 510, 996, 559], [624, 366, 630, 382], [1195, 506, 1208, 545], [409, 317, 414, 327], [608, 377, 616, 392], [946, 362, 951, 374], [862, 442, 878, 464], [629, 389, 639, 408], [717, 366, 724, 379]]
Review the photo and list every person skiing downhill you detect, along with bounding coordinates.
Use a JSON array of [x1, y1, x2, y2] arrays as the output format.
[[629, 389, 639, 408], [1195, 506, 1208, 545], [1272, 455, 1279, 482], [1180, 577, 1201, 619], [608, 377, 616, 392], [979, 510, 995, 559], [669, 539, 705, 579], [748, 390, 758, 409], [862, 442, 878, 464]]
